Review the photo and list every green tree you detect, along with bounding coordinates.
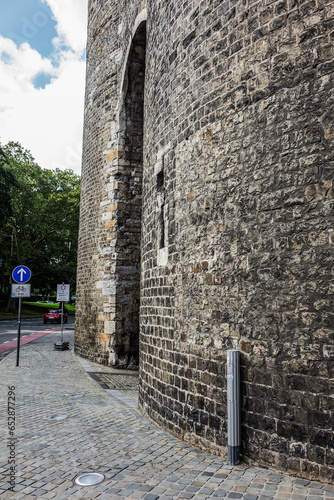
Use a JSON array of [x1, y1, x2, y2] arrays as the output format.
[[0, 141, 80, 312], [0, 146, 17, 227]]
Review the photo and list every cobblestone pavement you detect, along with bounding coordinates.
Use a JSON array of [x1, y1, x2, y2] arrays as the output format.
[[0, 330, 333, 499]]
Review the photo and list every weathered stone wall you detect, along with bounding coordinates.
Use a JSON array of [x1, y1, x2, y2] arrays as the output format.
[[75, 0, 146, 367], [75, 0, 120, 365], [76, 0, 334, 483]]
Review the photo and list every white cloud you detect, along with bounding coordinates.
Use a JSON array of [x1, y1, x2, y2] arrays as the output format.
[[0, 1, 88, 175], [43, 0, 88, 53], [0, 40, 86, 174], [0, 37, 54, 92]]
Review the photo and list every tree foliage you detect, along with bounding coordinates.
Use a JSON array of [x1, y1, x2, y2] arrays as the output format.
[[0, 142, 80, 310], [0, 146, 17, 227]]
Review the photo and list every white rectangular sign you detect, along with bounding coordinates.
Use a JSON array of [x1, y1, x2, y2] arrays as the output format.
[[11, 284, 31, 298], [57, 283, 70, 302]]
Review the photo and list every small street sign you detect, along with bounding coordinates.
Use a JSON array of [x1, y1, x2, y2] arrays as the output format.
[[57, 283, 70, 302], [11, 268, 32, 367], [11, 284, 31, 298], [12, 265, 31, 284]]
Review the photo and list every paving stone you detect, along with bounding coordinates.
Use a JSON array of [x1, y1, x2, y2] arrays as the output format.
[[0, 334, 333, 499], [200, 487, 215, 495], [188, 495, 209, 500], [186, 486, 200, 493], [19, 487, 35, 495], [33, 489, 48, 496]]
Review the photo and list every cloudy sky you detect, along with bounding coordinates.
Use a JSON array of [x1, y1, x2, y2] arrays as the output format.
[[0, 0, 88, 175]]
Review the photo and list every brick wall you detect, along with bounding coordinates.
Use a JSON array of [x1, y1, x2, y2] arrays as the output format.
[[76, 0, 334, 482]]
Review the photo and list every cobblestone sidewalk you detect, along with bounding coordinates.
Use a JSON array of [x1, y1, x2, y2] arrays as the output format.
[[0, 332, 333, 500]]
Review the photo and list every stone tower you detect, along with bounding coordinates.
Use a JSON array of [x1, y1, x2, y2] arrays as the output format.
[[75, 0, 334, 483]]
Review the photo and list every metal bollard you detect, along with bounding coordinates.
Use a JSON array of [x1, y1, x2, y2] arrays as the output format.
[[227, 349, 241, 465]]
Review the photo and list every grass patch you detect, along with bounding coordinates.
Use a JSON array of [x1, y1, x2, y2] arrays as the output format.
[[23, 301, 59, 309], [0, 300, 75, 317], [23, 302, 76, 313]]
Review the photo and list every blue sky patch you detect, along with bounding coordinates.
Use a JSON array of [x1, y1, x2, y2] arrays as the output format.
[[0, 0, 58, 58], [1, 51, 13, 63], [32, 72, 53, 89]]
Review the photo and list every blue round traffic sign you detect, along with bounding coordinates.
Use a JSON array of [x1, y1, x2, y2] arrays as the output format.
[[12, 265, 31, 284]]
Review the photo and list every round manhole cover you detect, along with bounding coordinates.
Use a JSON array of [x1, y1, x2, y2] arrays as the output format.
[[75, 472, 105, 486]]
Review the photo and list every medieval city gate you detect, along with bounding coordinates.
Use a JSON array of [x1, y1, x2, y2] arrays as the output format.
[[75, 1, 334, 484]]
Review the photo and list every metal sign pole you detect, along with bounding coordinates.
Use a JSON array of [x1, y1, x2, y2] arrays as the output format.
[[60, 301, 64, 343], [16, 297, 22, 367], [55, 284, 70, 351], [12, 265, 31, 365]]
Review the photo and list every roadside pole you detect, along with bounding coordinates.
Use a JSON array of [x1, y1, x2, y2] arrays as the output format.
[[55, 283, 70, 350], [11, 266, 32, 368], [16, 297, 22, 367], [60, 301, 64, 343]]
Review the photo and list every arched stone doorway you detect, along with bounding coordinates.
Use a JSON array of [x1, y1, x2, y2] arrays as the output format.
[[113, 19, 146, 368]]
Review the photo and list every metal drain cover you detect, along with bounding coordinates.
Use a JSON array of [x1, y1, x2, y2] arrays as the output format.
[[75, 472, 105, 486], [93, 372, 139, 390]]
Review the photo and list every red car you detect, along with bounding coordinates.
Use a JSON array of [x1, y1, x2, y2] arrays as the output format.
[[44, 309, 68, 324]]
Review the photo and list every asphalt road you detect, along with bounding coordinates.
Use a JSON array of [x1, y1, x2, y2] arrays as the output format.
[[0, 316, 75, 344]]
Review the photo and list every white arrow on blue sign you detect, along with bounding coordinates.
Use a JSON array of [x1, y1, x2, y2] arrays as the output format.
[[12, 265, 31, 284]]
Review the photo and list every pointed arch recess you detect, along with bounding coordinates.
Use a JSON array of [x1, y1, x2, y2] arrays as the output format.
[[112, 14, 147, 368]]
